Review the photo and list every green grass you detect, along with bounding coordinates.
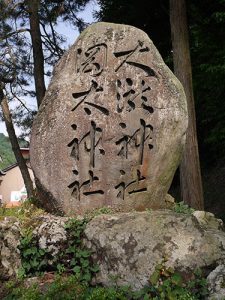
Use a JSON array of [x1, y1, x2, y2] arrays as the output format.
[[1, 270, 208, 300], [0, 199, 45, 222]]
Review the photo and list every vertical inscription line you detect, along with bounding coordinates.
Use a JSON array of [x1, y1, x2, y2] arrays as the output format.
[[90, 121, 96, 168]]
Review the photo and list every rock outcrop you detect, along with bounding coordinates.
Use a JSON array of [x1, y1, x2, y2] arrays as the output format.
[[32, 215, 68, 259], [0, 217, 21, 280], [84, 210, 225, 290], [1, 209, 225, 295], [207, 264, 225, 299]]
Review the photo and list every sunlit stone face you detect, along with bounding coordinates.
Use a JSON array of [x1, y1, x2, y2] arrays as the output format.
[[30, 22, 187, 215]]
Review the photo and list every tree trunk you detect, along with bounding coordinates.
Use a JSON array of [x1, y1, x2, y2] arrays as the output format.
[[0, 90, 34, 199], [27, 0, 46, 107], [170, 0, 204, 209]]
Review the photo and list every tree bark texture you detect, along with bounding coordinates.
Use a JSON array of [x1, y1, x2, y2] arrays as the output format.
[[170, 0, 204, 209], [0, 92, 35, 199], [27, 0, 46, 107]]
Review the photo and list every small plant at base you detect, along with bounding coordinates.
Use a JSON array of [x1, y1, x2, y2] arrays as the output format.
[[0, 198, 45, 222], [173, 201, 195, 214], [147, 261, 208, 299], [85, 286, 128, 300], [56, 263, 66, 275], [61, 218, 99, 283], [18, 232, 48, 278], [2, 268, 209, 300], [96, 207, 113, 215], [187, 269, 209, 299], [84, 206, 115, 219], [2, 275, 86, 300], [18, 217, 99, 283]]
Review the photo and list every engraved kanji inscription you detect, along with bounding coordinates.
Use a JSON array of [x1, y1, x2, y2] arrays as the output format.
[[115, 169, 147, 200], [116, 119, 153, 164], [116, 78, 154, 113], [72, 80, 109, 116], [68, 121, 105, 168], [68, 170, 104, 200], [76, 43, 107, 76], [114, 40, 158, 78], [31, 22, 187, 215]]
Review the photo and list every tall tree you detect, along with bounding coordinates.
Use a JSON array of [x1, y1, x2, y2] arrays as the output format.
[[189, 0, 225, 165], [96, 0, 170, 59], [0, 0, 36, 198], [1, 0, 91, 114], [170, 0, 204, 209], [0, 0, 90, 199], [0, 87, 34, 198], [26, 0, 46, 107], [25, 0, 91, 107]]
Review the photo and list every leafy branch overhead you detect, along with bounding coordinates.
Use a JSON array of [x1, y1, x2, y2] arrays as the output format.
[[0, 0, 91, 130], [0, 0, 91, 199]]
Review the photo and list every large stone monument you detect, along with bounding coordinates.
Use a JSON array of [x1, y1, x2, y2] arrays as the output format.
[[30, 22, 188, 215]]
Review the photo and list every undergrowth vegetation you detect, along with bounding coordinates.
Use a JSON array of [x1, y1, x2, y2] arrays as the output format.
[[18, 217, 99, 281], [0, 200, 209, 299], [1, 264, 208, 300], [172, 201, 195, 214], [0, 199, 44, 222]]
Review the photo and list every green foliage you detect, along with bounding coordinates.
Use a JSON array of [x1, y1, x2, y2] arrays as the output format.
[[95, 0, 171, 59], [2, 266, 209, 300], [96, 0, 225, 167], [92, 206, 114, 215], [0, 0, 91, 138], [86, 286, 129, 300], [3, 213, 209, 299], [0, 199, 44, 221], [84, 206, 114, 219], [61, 218, 99, 282], [0, 206, 20, 220], [189, 0, 225, 166], [18, 233, 48, 277], [3, 283, 41, 300], [0, 133, 28, 169], [186, 269, 209, 299], [2, 275, 87, 300], [148, 263, 208, 300], [0, 133, 16, 169], [18, 217, 99, 283], [173, 201, 195, 214]]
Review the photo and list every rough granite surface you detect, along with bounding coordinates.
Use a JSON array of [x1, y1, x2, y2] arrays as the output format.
[[207, 264, 225, 299], [1, 210, 225, 295], [30, 22, 188, 215], [0, 217, 21, 280], [84, 210, 225, 290]]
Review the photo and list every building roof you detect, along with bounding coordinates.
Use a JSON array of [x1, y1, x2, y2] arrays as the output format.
[[1, 161, 32, 173], [0, 170, 6, 176], [0, 148, 30, 174], [2, 163, 18, 172]]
